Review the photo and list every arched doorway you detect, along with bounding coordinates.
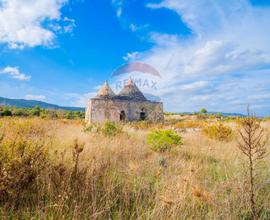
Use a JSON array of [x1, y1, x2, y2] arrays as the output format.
[[140, 108, 146, 120], [120, 110, 126, 121]]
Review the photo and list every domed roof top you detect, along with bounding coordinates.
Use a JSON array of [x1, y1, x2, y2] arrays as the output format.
[[117, 79, 147, 101], [96, 81, 115, 98]]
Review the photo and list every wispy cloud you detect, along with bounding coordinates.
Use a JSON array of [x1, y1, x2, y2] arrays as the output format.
[[65, 92, 96, 107], [0, 0, 73, 49], [138, 0, 270, 114], [110, 0, 270, 114], [123, 51, 139, 61], [129, 24, 137, 32], [112, 0, 124, 18], [0, 66, 31, 81], [181, 81, 209, 91]]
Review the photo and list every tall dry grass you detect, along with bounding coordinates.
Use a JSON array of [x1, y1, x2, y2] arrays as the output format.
[[0, 117, 269, 219]]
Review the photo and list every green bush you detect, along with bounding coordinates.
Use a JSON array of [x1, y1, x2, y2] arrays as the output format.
[[13, 109, 29, 117], [200, 108, 207, 114], [65, 112, 73, 119], [101, 121, 122, 136], [203, 123, 233, 142], [147, 129, 182, 152], [0, 109, 12, 116], [30, 106, 41, 116]]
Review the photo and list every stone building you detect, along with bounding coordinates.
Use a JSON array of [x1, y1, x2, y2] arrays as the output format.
[[85, 79, 164, 124]]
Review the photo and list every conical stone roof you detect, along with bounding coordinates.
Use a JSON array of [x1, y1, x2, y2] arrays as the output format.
[[96, 81, 115, 98], [118, 79, 147, 101]]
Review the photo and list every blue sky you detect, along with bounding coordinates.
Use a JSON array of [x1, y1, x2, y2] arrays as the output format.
[[0, 0, 270, 115]]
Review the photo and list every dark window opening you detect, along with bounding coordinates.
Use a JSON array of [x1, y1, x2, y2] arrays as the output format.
[[140, 109, 146, 120], [120, 110, 126, 121]]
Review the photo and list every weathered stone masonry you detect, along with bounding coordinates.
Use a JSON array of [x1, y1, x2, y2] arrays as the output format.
[[85, 79, 164, 124]]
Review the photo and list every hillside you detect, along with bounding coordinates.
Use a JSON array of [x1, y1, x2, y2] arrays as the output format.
[[0, 97, 84, 111]]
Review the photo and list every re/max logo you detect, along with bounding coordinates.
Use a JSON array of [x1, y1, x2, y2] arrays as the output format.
[[115, 78, 158, 90]]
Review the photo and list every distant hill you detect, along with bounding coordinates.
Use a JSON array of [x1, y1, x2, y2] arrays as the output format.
[[0, 97, 85, 111], [208, 112, 246, 117], [180, 112, 246, 117]]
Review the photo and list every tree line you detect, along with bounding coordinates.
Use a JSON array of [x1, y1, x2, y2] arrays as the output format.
[[0, 105, 85, 119]]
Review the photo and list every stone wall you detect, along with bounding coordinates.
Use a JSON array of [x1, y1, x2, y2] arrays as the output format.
[[85, 98, 164, 124]]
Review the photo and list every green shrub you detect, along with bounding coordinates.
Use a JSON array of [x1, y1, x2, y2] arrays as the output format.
[[13, 109, 29, 117], [147, 129, 182, 152], [30, 106, 41, 116], [65, 111, 73, 119], [101, 121, 122, 136], [200, 108, 207, 114], [84, 122, 122, 136], [203, 123, 233, 142], [0, 109, 12, 116]]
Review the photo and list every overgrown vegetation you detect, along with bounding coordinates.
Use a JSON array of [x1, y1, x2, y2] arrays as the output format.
[[203, 123, 233, 142], [147, 129, 182, 152], [101, 121, 123, 136], [84, 121, 123, 136], [0, 115, 269, 219]]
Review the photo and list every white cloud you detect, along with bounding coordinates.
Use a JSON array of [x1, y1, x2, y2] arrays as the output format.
[[181, 81, 209, 91], [123, 51, 139, 61], [0, 0, 72, 49], [117, 8, 122, 17], [65, 92, 96, 107], [184, 40, 270, 75], [135, 0, 270, 114], [112, 0, 124, 18], [24, 94, 46, 101], [62, 17, 76, 33], [0, 66, 31, 81], [129, 24, 137, 32]]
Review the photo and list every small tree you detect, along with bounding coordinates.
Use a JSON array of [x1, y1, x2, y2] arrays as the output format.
[[65, 111, 73, 119], [217, 112, 223, 119], [13, 108, 28, 117], [200, 108, 207, 114], [0, 109, 12, 117], [31, 105, 41, 116], [237, 108, 268, 219]]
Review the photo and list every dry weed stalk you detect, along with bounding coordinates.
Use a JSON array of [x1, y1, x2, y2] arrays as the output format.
[[237, 108, 268, 219], [72, 139, 84, 179]]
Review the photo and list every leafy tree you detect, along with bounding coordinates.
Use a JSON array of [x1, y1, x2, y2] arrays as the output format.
[[217, 112, 223, 118], [74, 111, 85, 119], [31, 106, 41, 116], [65, 111, 73, 119], [40, 109, 47, 119], [0, 109, 12, 116], [200, 108, 207, 114], [13, 109, 29, 117]]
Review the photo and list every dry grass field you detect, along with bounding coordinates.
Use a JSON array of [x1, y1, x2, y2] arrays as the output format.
[[0, 116, 269, 219]]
